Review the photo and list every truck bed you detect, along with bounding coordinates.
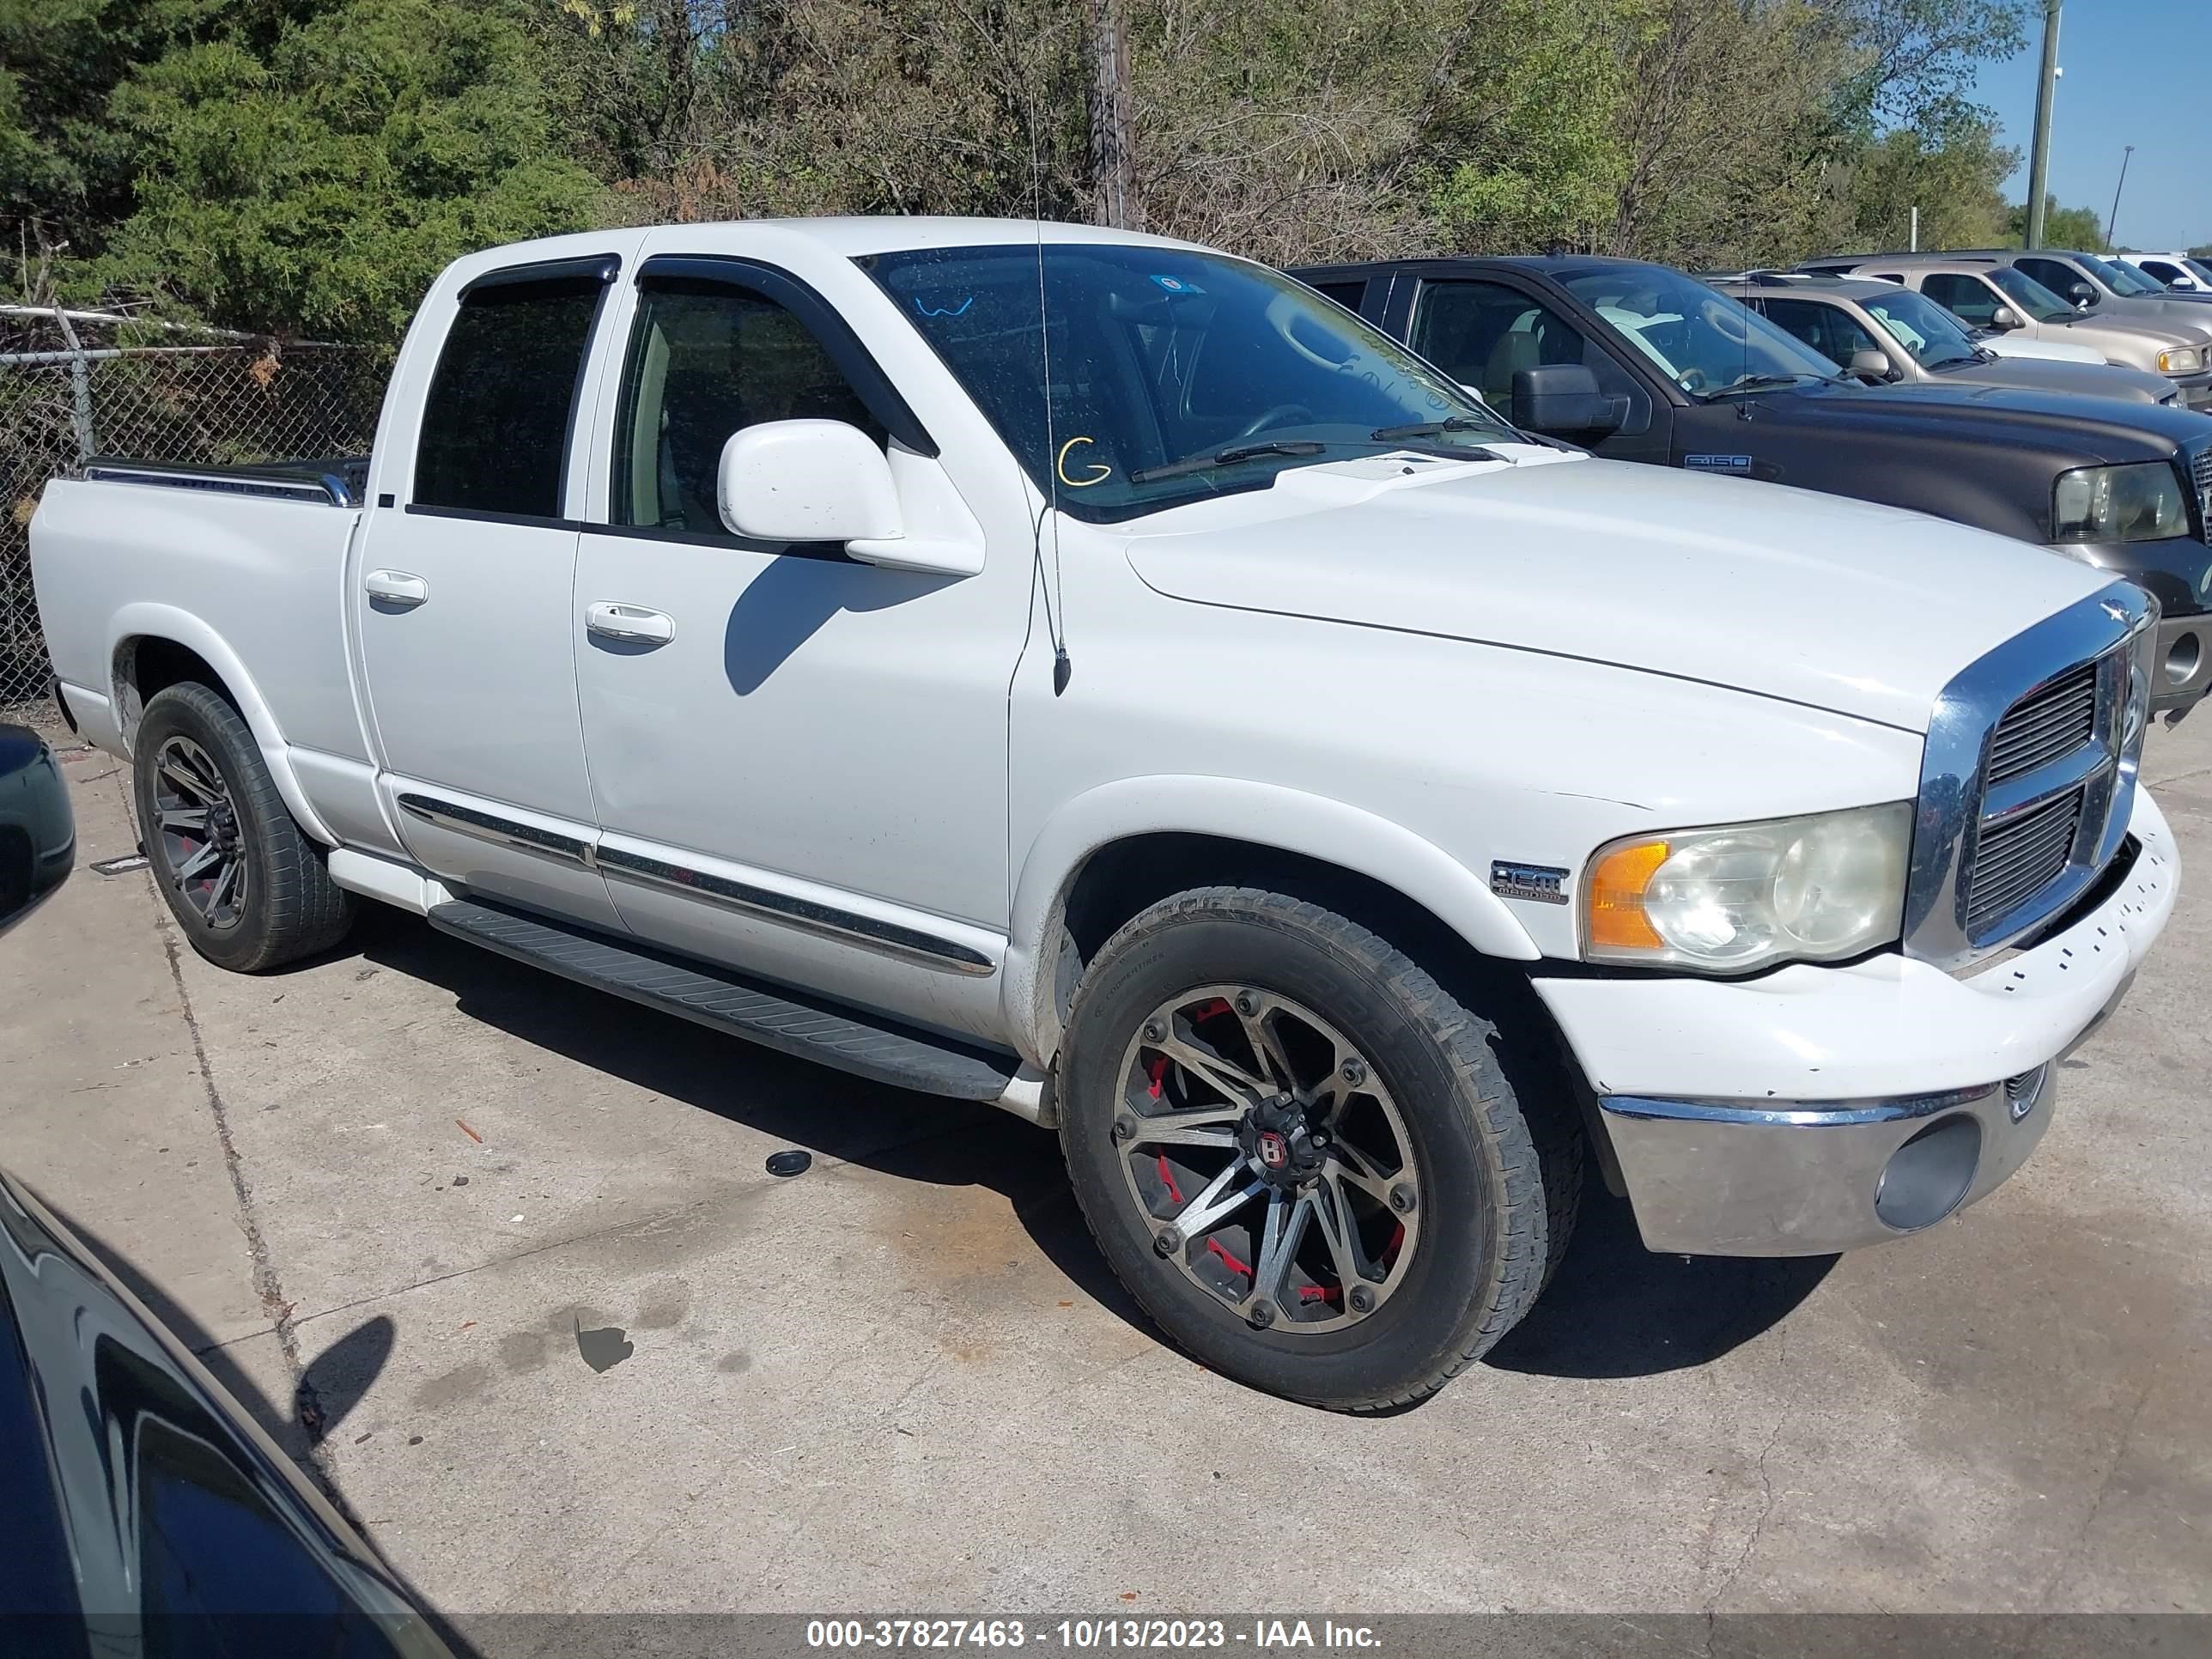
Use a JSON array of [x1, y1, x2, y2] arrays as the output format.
[[31, 459, 370, 764]]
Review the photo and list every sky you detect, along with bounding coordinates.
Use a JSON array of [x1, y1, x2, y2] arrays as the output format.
[[1965, 0, 2212, 252]]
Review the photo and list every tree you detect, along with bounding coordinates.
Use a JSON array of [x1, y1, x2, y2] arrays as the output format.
[[1837, 97, 2014, 252], [88, 0, 604, 339], [2007, 194, 2103, 251], [1, 0, 318, 290]]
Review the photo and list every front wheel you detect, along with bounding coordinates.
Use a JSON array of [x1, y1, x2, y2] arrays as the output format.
[[1059, 887, 1576, 1412]]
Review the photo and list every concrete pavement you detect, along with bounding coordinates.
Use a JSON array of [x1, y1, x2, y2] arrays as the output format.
[[3, 722, 2207, 1616]]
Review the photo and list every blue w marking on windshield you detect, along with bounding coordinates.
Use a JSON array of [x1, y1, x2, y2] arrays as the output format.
[[915, 296, 974, 318]]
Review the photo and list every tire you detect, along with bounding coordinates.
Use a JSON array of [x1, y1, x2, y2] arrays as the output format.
[[1059, 885, 1577, 1412], [132, 683, 354, 972]]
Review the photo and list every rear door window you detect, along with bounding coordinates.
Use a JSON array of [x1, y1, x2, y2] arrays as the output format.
[[415, 271, 608, 518]]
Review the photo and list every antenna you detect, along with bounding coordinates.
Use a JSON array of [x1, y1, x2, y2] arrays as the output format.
[[1024, 51, 1072, 696]]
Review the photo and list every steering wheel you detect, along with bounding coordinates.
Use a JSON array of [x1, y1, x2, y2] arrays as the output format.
[[1234, 403, 1317, 441], [1266, 291, 1352, 371], [1677, 367, 1709, 393], [1701, 297, 1752, 347]]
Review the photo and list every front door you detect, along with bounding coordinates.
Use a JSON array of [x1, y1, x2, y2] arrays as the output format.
[[570, 256, 1017, 1042], [1401, 276, 1670, 464], [356, 257, 623, 930]]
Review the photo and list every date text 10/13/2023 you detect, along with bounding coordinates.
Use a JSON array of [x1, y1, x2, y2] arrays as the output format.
[[805, 1621, 1382, 1650]]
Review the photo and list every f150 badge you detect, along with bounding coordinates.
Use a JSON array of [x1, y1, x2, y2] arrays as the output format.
[[1491, 861, 1569, 904], [1683, 454, 1753, 474]]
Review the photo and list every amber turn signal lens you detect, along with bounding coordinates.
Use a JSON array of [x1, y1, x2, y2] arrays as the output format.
[[1587, 840, 1668, 951]]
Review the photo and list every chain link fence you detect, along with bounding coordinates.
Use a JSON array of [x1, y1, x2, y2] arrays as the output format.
[[2, 306, 387, 721]]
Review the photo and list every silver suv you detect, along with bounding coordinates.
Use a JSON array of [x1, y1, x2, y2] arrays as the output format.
[[1718, 273, 2182, 405], [1805, 255, 2212, 409]]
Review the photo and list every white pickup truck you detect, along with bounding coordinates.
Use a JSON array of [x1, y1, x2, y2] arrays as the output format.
[[33, 219, 2179, 1410]]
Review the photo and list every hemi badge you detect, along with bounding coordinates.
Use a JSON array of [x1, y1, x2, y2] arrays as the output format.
[[1491, 861, 1570, 905]]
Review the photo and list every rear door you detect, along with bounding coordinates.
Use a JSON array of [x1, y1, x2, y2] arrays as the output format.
[[355, 253, 626, 929]]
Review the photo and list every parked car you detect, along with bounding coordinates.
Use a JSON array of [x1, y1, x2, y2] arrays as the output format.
[[1802, 257, 2212, 403], [1298, 253, 2212, 709], [33, 220, 2179, 1410], [1815, 247, 2212, 325], [0, 728, 457, 1653], [1717, 272, 2182, 405], [0, 726, 72, 933], [2122, 252, 2212, 293]]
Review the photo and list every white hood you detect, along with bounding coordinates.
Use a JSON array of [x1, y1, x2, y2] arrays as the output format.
[[1121, 452, 2108, 733]]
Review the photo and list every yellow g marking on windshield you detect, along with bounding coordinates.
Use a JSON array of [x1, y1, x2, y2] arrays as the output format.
[[1057, 436, 1111, 488]]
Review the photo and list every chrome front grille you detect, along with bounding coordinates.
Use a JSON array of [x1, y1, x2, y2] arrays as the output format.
[[1965, 787, 2085, 932], [1986, 660, 2096, 784], [2193, 446, 2212, 536], [1903, 583, 2153, 973]]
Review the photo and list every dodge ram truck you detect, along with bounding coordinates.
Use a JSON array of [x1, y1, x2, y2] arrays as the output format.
[[1300, 254, 2212, 714], [32, 220, 2179, 1411]]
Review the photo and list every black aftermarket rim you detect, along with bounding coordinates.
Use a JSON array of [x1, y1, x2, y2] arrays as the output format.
[[151, 735, 250, 931]]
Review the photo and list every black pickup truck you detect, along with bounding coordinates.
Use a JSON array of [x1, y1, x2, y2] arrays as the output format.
[[1295, 255, 2212, 714]]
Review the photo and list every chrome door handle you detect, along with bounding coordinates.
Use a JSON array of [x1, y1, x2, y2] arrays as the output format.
[[364, 569, 428, 608], [585, 602, 676, 646]]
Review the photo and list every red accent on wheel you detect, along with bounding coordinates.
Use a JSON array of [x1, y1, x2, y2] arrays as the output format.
[[1206, 1237, 1254, 1279], [1155, 1153, 1183, 1205]]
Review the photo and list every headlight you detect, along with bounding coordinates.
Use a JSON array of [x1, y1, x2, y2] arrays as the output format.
[[2157, 346, 2203, 374], [2051, 462, 2191, 544], [1582, 802, 1912, 973]]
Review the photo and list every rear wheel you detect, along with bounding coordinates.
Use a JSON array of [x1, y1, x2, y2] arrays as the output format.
[[132, 683, 354, 972], [1060, 886, 1574, 1411]]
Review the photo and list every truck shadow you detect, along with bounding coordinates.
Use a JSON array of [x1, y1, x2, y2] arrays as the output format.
[[347, 906, 1832, 1388], [1482, 1188, 1836, 1380]]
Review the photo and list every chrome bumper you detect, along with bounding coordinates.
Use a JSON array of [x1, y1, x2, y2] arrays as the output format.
[[1599, 1068, 2057, 1256], [2152, 611, 2209, 712]]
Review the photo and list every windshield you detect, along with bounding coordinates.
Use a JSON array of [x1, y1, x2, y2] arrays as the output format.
[[1862, 287, 1982, 368], [2081, 253, 2157, 295], [1988, 265, 2076, 322], [2185, 258, 2212, 287], [862, 244, 1516, 522], [1557, 266, 1839, 395]]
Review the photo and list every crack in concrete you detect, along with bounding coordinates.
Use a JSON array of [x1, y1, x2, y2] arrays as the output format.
[[2037, 1371, 2156, 1614], [1709, 1410, 1786, 1620], [141, 805, 355, 1517]]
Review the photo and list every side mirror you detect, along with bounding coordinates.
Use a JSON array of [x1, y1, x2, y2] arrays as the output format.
[[1510, 364, 1621, 437], [1989, 306, 2021, 331], [717, 420, 981, 577], [2069, 282, 2096, 307], [0, 726, 74, 939], [1848, 348, 1899, 382]]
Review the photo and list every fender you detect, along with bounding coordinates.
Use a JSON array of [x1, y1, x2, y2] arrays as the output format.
[[1001, 775, 1540, 1066], [106, 602, 339, 848]]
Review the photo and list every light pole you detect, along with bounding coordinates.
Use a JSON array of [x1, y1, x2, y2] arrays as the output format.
[[2026, 0, 2063, 247], [2106, 144, 2135, 251]]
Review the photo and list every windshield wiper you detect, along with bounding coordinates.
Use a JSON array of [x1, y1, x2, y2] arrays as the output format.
[[1127, 440, 1326, 485], [1705, 371, 1835, 398], [1370, 414, 1496, 441]]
